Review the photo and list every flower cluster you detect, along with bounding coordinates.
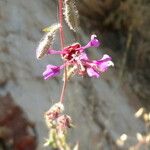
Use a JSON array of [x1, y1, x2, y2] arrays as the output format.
[[44, 102, 72, 149], [44, 102, 71, 132], [36, 32, 114, 149], [45, 102, 64, 127], [42, 34, 114, 80]]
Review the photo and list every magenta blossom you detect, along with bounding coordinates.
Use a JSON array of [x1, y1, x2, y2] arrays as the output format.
[[86, 54, 114, 78], [42, 34, 114, 79], [87, 68, 100, 78], [43, 65, 63, 80], [94, 54, 114, 72], [47, 34, 101, 56], [82, 34, 100, 49]]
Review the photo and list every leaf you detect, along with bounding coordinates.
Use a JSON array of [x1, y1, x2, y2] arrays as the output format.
[[42, 23, 60, 32], [63, 0, 79, 32], [36, 23, 60, 59]]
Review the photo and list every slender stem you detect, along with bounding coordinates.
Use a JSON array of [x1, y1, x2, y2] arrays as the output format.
[[58, 0, 65, 48], [58, 0, 67, 103]]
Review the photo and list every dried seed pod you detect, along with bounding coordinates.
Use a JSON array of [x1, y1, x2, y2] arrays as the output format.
[[63, 0, 79, 32], [36, 23, 60, 59]]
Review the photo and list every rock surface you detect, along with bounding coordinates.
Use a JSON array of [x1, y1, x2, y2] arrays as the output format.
[[0, 94, 37, 150], [0, 0, 146, 149]]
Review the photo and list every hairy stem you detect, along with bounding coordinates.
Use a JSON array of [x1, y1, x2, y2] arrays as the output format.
[[58, 0, 67, 103]]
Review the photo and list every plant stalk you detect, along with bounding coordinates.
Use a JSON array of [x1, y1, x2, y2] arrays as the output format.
[[58, 0, 67, 103]]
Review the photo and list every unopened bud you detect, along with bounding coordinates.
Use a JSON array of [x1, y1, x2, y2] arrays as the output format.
[[44, 102, 64, 128], [57, 115, 72, 134]]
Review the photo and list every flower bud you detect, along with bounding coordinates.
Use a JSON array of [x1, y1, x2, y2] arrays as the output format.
[[44, 102, 64, 128], [56, 115, 72, 134]]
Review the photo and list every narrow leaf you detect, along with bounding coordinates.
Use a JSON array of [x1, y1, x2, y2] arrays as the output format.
[[36, 23, 60, 59], [42, 23, 60, 32], [63, 0, 79, 32]]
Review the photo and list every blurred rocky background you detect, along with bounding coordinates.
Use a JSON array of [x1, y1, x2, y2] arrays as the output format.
[[78, 0, 150, 109], [0, 0, 149, 149]]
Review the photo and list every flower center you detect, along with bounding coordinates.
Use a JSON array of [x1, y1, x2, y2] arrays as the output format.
[[62, 43, 81, 61]]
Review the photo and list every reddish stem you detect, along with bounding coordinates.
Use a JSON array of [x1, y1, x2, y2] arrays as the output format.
[[58, 0, 67, 103]]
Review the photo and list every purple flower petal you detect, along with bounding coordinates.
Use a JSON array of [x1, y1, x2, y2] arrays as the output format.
[[98, 62, 109, 72], [47, 49, 65, 55], [87, 68, 100, 78], [96, 55, 114, 72], [81, 34, 101, 50], [90, 34, 100, 47], [100, 54, 112, 61], [79, 52, 89, 60], [93, 54, 112, 64], [43, 65, 61, 80]]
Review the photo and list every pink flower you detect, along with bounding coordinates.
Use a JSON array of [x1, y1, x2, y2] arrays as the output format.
[[87, 68, 100, 78], [47, 35, 100, 58], [86, 54, 114, 78], [95, 54, 114, 72], [82, 34, 100, 49], [43, 65, 64, 80], [42, 35, 113, 79]]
